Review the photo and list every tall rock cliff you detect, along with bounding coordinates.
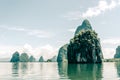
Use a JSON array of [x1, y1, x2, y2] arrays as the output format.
[[68, 20, 103, 63], [57, 19, 103, 63], [57, 44, 68, 62], [67, 30, 103, 63], [114, 46, 120, 58]]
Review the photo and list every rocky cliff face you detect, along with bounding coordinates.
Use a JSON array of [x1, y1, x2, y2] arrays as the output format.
[[67, 30, 103, 63], [57, 19, 103, 63], [57, 44, 68, 62], [114, 46, 120, 58], [10, 51, 20, 62]]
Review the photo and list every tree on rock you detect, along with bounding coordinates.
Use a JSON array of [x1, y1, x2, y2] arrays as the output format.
[[67, 19, 103, 63], [10, 51, 20, 62], [20, 53, 29, 62], [67, 30, 103, 63]]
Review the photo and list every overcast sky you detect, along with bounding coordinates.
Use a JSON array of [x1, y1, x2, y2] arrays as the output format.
[[0, 0, 120, 60]]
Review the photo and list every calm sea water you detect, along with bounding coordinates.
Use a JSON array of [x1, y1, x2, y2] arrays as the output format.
[[0, 62, 120, 80]]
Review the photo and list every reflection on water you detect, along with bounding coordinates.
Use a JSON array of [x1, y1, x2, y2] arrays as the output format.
[[58, 62, 68, 79], [11, 62, 59, 80], [68, 64, 102, 80], [0, 62, 120, 80], [115, 62, 120, 77], [58, 62, 103, 80], [20, 63, 28, 74], [12, 63, 19, 77], [12, 62, 28, 78]]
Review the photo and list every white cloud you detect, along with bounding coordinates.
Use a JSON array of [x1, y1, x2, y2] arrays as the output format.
[[102, 38, 120, 45], [22, 44, 58, 60], [0, 44, 58, 61], [0, 45, 23, 58], [23, 43, 33, 54], [64, 0, 120, 20], [28, 30, 52, 38], [101, 37, 120, 59], [68, 28, 76, 32], [38, 44, 58, 60], [83, 0, 117, 18], [0, 25, 53, 38], [0, 25, 25, 31], [102, 48, 115, 59], [8, 27, 25, 31]]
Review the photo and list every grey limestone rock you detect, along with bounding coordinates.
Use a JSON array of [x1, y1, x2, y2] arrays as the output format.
[[57, 19, 103, 63], [114, 46, 120, 58], [57, 44, 68, 62], [10, 51, 20, 62]]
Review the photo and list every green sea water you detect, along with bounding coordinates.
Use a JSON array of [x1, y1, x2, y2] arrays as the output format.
[[0, 62, 120, 80]]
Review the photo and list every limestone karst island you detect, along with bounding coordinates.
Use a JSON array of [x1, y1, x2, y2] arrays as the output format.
[[1, 0, 120, 80], [9, 19, 120, 63], [57, 19, 103, 63]]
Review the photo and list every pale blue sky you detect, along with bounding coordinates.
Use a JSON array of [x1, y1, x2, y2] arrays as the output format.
[[0, 0, 120, 59]]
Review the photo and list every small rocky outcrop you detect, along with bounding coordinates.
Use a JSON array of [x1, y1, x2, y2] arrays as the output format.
[[47, 56, 57, 62], [39, 56, 44, 62], [57, 44, 68, 62], [20, 53, 29, 62], [114, 46, 120, 58], [29, 55, 36, 62], [10, 51, 20, 62], [47, 59, 52, 62]]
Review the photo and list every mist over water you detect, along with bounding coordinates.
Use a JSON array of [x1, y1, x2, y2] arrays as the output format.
[[0, 62, 120, 80]]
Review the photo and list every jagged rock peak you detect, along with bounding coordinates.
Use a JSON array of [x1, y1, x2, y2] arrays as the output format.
[[75, 19, 92, 35]]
